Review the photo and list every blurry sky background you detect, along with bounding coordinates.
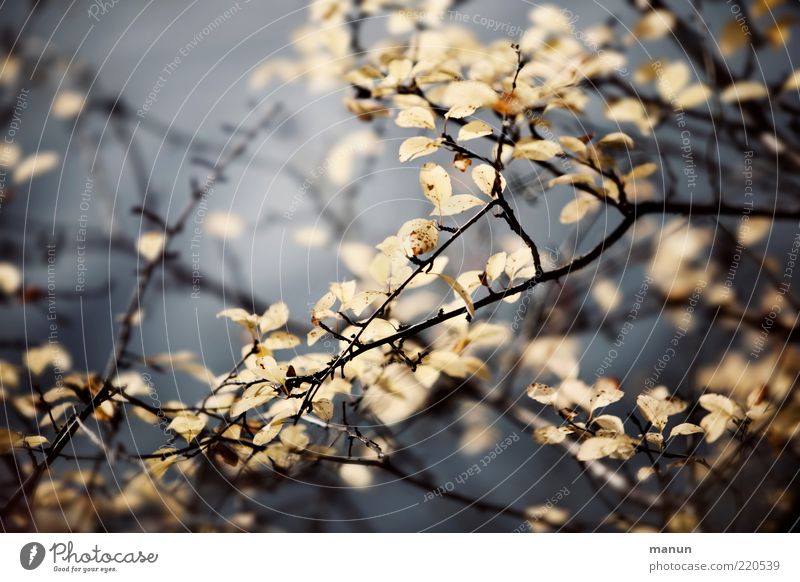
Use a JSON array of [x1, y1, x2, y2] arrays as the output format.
[[2, 0, 798, 531]]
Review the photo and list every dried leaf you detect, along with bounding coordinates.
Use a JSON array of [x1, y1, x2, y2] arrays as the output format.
[[669, 422, 704, 438], [457, 120, 493, 142], [399, 136, 441, 162], [436, 273, 475, 317], [471, 164, 505, 197], [513, 138, 563, 161], [396, 107, 435, 129], [398, 218, 439, 256]]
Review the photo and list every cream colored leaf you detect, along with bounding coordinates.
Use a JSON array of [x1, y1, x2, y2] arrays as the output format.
[[625, 163, 659, 180], [0, 263, 22, 294], [312, 291, 337, 323], [13, 152, 60, 184], [674, 84, 711, 109], [436, 195, 486, 216], [699, 393, 743, 417], [656, 61, 690, 101], [605, 98, 653, 133], [217, 308, 260, 331], [312, 398, 334, 421], [280, 425, 310, 451], [52, 91, 86, 119], [253, 355, 286, 385], [145, 448, 179, 478], [589, 379, 624, 414], [485, 252, 507, 282], [457, 120, 493, 142], [442, 80, 497, 108], [398, 218, 439, 256], [386, 58, 413, 83], [137, 232, 165, 261], [471, 164, 505, 197], [513, 139, 563, 161], [22, 435, 49, 448], [669, 422, 704, 438], [307, 326, 328, 346], [260, 302, 289, 333], [637, 466, 656, 482], [636, 393, 687, 432], [347, 291, 383, 317], [24, 344, 71, 376], [526, 382, 557, 405], [262, 331, 300, 350], [559, 136, 587, 156], [534, 425, 571, 445], [419, 162, 452, 207], [593, 414, 625, 435], [253, 421, 283, 446], [205, 211, 245, 239], [782, 69, 800, 92], [167, 412, 206, 441], [577, 436, 620, 461], [396, 107, 435, 129], [633, 9, 675, 41], [445, 104, 478, 119], [559, 194, 600, 224], [340, 463, 373, 487], [720, 81, 769, 103], [598, 132, 635, 148], [436, 273, 475, 317], [547, 174, 595, 188], [739, 217, 771, 245], [399, 136, 441, 162], [700, 411, 730, 443], [231, 383, 277, 417], [293, 226, 329, 247]]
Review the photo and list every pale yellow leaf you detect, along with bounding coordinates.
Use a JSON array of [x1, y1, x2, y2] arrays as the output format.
[[52, 91, 86, 119], [633, 9, 675, 41], [419, 162, 451, 207], [589, 378, 624, 414], [436, 273, 475, 317], [577, 436, 620, 461], [674, 84, 711, 109], [398, 218, 439, 256], [260, 302, 290, 333], [396, 106, 436, 129], [527, 382, 557, 405], [13, 152, 60, 184], [136, 232, 165, 261], [471, 164, 505, 197], [167, 412, 206, 441], [720, 81, 769, 103], [559, 194, 600, 224], [399, 136, 441, 162], [669, 422, 704, 438], [436, 195, 485, 216], [513, 138, 563, 161], [598, 132, 635, 148], [534, 425, 571, 445], [0, 263, 22, 294], [457, 120, 493, 142]]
